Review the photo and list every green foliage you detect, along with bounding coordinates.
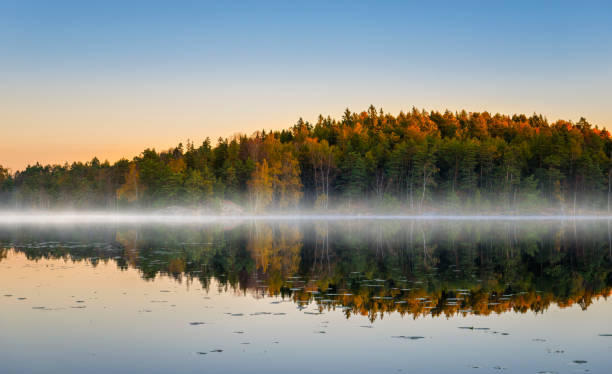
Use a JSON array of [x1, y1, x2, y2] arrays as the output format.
[[3, 107, 612, 212]]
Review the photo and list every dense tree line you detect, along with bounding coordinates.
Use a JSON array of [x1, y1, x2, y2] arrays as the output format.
[[1, 106, 611, 212]]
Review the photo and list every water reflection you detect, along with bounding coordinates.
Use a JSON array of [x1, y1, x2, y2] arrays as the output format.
[[1, 220, 611, 322]]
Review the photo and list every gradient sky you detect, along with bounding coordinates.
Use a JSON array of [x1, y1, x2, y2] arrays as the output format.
[[1, 0, 611, 171]]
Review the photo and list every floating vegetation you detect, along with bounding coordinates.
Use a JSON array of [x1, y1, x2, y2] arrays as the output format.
[[546, 349, 565, 354], [250, 312, 271, 316], [392, 336, 425, 340], [572, 360, 588, 364]]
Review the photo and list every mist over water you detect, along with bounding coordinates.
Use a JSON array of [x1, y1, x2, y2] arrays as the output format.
[[3, 211, 612, 225]]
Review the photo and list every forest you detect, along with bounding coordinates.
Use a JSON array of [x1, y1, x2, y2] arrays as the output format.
[[1, 106, 611, 213]]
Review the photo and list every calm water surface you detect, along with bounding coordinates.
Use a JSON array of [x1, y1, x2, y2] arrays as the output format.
[[1, 220, 611, 373]]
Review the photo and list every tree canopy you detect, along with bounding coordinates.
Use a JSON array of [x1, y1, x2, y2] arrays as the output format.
[[2, 106, 611, 213]]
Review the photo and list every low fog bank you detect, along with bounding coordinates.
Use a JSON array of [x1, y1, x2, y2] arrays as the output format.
[[2, 194, 612, 221], [2, 210, 612, 226]]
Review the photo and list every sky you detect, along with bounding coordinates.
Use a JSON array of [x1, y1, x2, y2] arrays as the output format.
[[1, 0, 611, 171]]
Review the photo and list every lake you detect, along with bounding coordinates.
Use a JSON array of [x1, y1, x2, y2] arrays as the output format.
[[1, 218, 611, 373]]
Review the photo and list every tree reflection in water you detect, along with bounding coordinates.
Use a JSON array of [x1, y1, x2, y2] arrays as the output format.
[[1, 220, 611, 322]]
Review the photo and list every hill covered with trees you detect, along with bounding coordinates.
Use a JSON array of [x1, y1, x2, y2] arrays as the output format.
[[1, 106, 611, 213]]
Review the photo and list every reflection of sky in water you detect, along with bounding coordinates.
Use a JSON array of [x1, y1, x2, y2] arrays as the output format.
[[1, 250, 611, 374]]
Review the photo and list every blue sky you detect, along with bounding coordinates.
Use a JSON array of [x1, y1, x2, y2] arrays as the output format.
[[1, 0, 611, 170]]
